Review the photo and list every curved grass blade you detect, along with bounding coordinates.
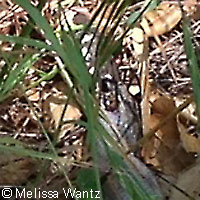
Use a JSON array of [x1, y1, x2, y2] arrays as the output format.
[[183, 15, 200, 131], [76, 168, 101, 200], [127, 0, 160, 26], [13, 1, 102, 197], [96, 122, 162, 200], [0, 53, 41, 102], [0, 136, 56, 161], [0, 34, 54, 51], [97, 0, 155, 68], [13, 0, 92, 89]]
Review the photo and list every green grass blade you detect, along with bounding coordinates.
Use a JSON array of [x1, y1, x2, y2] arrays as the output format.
[[0, 53, 41, 102], [0, 34, 54, 51], [61, 31, 92, 88], [27, 66, 59, 89], [183, 16, 200, 130], [13, 0, 92, 89], [13, 1, 102, 196], [76, 168, 101, 200], [97, 0, 158, 68], [0, 144, 55, 160], [127, 0, 160, 26], [97, 123, 161, 200]]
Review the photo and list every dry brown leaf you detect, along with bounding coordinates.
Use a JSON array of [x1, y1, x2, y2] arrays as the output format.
[[151, 95, 175, 116], [42, 81, 82, 137], [142, 96, 195, 176], [49, 100, 82, 129], [180, 131, 200, 153], [27, 88, 40, 102], [176, 100, 200, 153], [191, 3, 200, 20], [178, 114, 200, 153], [183, 0, 198, 16]]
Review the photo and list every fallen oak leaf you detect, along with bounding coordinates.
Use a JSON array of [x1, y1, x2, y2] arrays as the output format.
[[180, 131, 200, 153], [176, 100, 200, 153], [138, 96, 193, 148], [141, 96, 195, 175]]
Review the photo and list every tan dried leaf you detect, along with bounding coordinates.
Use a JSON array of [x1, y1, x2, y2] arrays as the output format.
[[142, 96, 195, 176], [180, 131, 200, 153], [42, 81, 82, 136], [176, 100, 199, 153]]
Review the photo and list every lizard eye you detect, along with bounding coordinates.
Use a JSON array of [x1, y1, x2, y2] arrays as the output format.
[[101, 78, 116, 93], [100, 77, 118, 112]]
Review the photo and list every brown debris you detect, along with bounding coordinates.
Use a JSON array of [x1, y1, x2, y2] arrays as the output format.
[[141, 96, 195, 176]]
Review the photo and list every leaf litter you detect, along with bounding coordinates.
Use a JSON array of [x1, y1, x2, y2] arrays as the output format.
[[0, 0, 200, 199]]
